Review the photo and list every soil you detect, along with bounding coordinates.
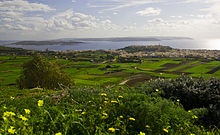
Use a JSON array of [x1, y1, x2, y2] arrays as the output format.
[[0, 60, 8, 64], [126, 76, 158, 87], [175, 62, 204, 72], [158, 60, 194, 71], [206, 66, 220, 74], [119, 73, 152, 86]]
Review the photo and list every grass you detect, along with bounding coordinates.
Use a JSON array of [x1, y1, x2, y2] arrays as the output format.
[[183, 61, 220, 74], [214, 70, 220, 76], [1, 56, 220, 87], [0, 55, 219, 134], [182, 61, 220, 79], [138, 59, 182, 71], [0, 56, 31, 86], [0, 85, 219, 134], [166, 60, 200, 72]]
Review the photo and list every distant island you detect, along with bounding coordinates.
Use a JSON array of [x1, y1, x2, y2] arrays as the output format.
[[10, 36, 193, 45], [58, 36, 192, 42], [12, 41, 83, 45], [1, 44, 219, 60], [75, 37, 160, 42]]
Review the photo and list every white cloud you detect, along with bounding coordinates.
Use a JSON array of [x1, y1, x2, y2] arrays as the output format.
[[136, 7, 161, 16], [0, 0, 55, 13], [148, 18, 166, 23], [201, 3, 220, 15], [46, 9, 119, 32], [181, 0, 202, 3], [170, 16, 182, 18], [0, 0, 55, 32], [90, 0, 162, 11], [47, 9, 97, 30], [180, 0, 218, 3], [0, 0, 119, 38], [1, 0, 220, 40]]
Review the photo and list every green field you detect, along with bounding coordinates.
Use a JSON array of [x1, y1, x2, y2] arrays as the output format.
[[1, 56, 219, 89], [0, 54, 219, 134]]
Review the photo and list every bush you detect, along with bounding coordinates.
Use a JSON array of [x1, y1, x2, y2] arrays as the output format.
[[0, 86, 219, 134], [136, 76, 220, 127], [17, 54, 74, 89]]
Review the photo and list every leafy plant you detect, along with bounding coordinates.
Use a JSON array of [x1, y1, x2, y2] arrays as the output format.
[[17, 54, 74, 89], [136, 76, 220, 127]]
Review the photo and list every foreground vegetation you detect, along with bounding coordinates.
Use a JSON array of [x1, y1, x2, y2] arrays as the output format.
[[0, 46, 219, 134], [0, 78, 219, 134]]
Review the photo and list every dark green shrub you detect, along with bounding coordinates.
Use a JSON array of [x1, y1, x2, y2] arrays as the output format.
[[17, 54, 74, 89], [136, 76, 220, 127], [117, 93, 194, 134]]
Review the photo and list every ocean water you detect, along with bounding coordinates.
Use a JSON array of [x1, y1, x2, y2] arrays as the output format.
[[3, 39, 220, 51]]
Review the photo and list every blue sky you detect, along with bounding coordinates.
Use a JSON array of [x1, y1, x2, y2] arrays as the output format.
[[0, 0, 220, 40]]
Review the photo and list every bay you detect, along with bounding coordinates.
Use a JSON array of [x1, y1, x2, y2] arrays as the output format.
[[2, 39, 220, 51]]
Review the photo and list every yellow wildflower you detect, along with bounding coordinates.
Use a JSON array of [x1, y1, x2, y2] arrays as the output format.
[[118, 96, 123, 98], [120, 115, 123, 119], [146, 125, 150, 128], [19, 115, 28, 121], [190, 134, 195, 135], [3, 111, 16, 117], [155, 89, 159, 92], [38, 100, 43, 107], [3, 106, 7, 109], [8, 126, 15, 134], [192, 115, 198, 119], [188, 110, 192, 113], [100, 93, 107, 97], [81, 112, 85, 115], [111, 100, 118, 103], [103, 113, 108, 116], [108, 128, 115, 132], [129, 117, 135, 121], [139, 131, 146, 135], [177, 99, 180, 102], [24, 109, 31, 114], [55, 132, 62, 135], [10, 96, 15, 100], [105, 98, 109, 100], [88, 101, 92, 103], [163, 129, 168, 133], [104, 101, 108, 104]]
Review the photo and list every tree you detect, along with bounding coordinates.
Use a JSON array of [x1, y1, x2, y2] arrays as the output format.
[[17, 54, 74, 89]]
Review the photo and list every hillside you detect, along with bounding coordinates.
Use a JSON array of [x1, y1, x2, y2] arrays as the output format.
[[0, 45, 219, 134], [118, 45, 173, 53]]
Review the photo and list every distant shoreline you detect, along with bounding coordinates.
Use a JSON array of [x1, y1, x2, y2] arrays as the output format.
[[7, 36, 193, 46], [12, 41, 84, 46]]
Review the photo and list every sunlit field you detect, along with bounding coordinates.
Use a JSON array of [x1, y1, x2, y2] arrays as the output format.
[[0, 53, 219, 134]]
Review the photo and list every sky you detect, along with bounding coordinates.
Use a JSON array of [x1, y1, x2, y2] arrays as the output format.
[[0, 0, 220, 40]]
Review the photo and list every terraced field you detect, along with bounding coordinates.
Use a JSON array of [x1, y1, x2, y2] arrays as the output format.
[[0, 56, 219, 88]]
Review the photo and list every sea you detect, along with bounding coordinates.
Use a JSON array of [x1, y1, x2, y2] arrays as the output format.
[[1, 38, 220, 51]]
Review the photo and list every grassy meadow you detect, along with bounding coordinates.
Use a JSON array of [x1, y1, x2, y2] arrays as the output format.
[[1, 55, 219, 89], [0, 53, 219, 134]]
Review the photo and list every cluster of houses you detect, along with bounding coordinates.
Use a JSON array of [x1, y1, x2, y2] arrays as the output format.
[[59, 45, 220, 60]]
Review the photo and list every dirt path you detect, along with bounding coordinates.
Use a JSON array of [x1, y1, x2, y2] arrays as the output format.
[[175, 62, 204, 72], [0, 60, 9, 64], [206, 66, 220, 74], [119, 73, 151, 86], [157, 60, 195, 71], [119, 79, 130, 85]]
